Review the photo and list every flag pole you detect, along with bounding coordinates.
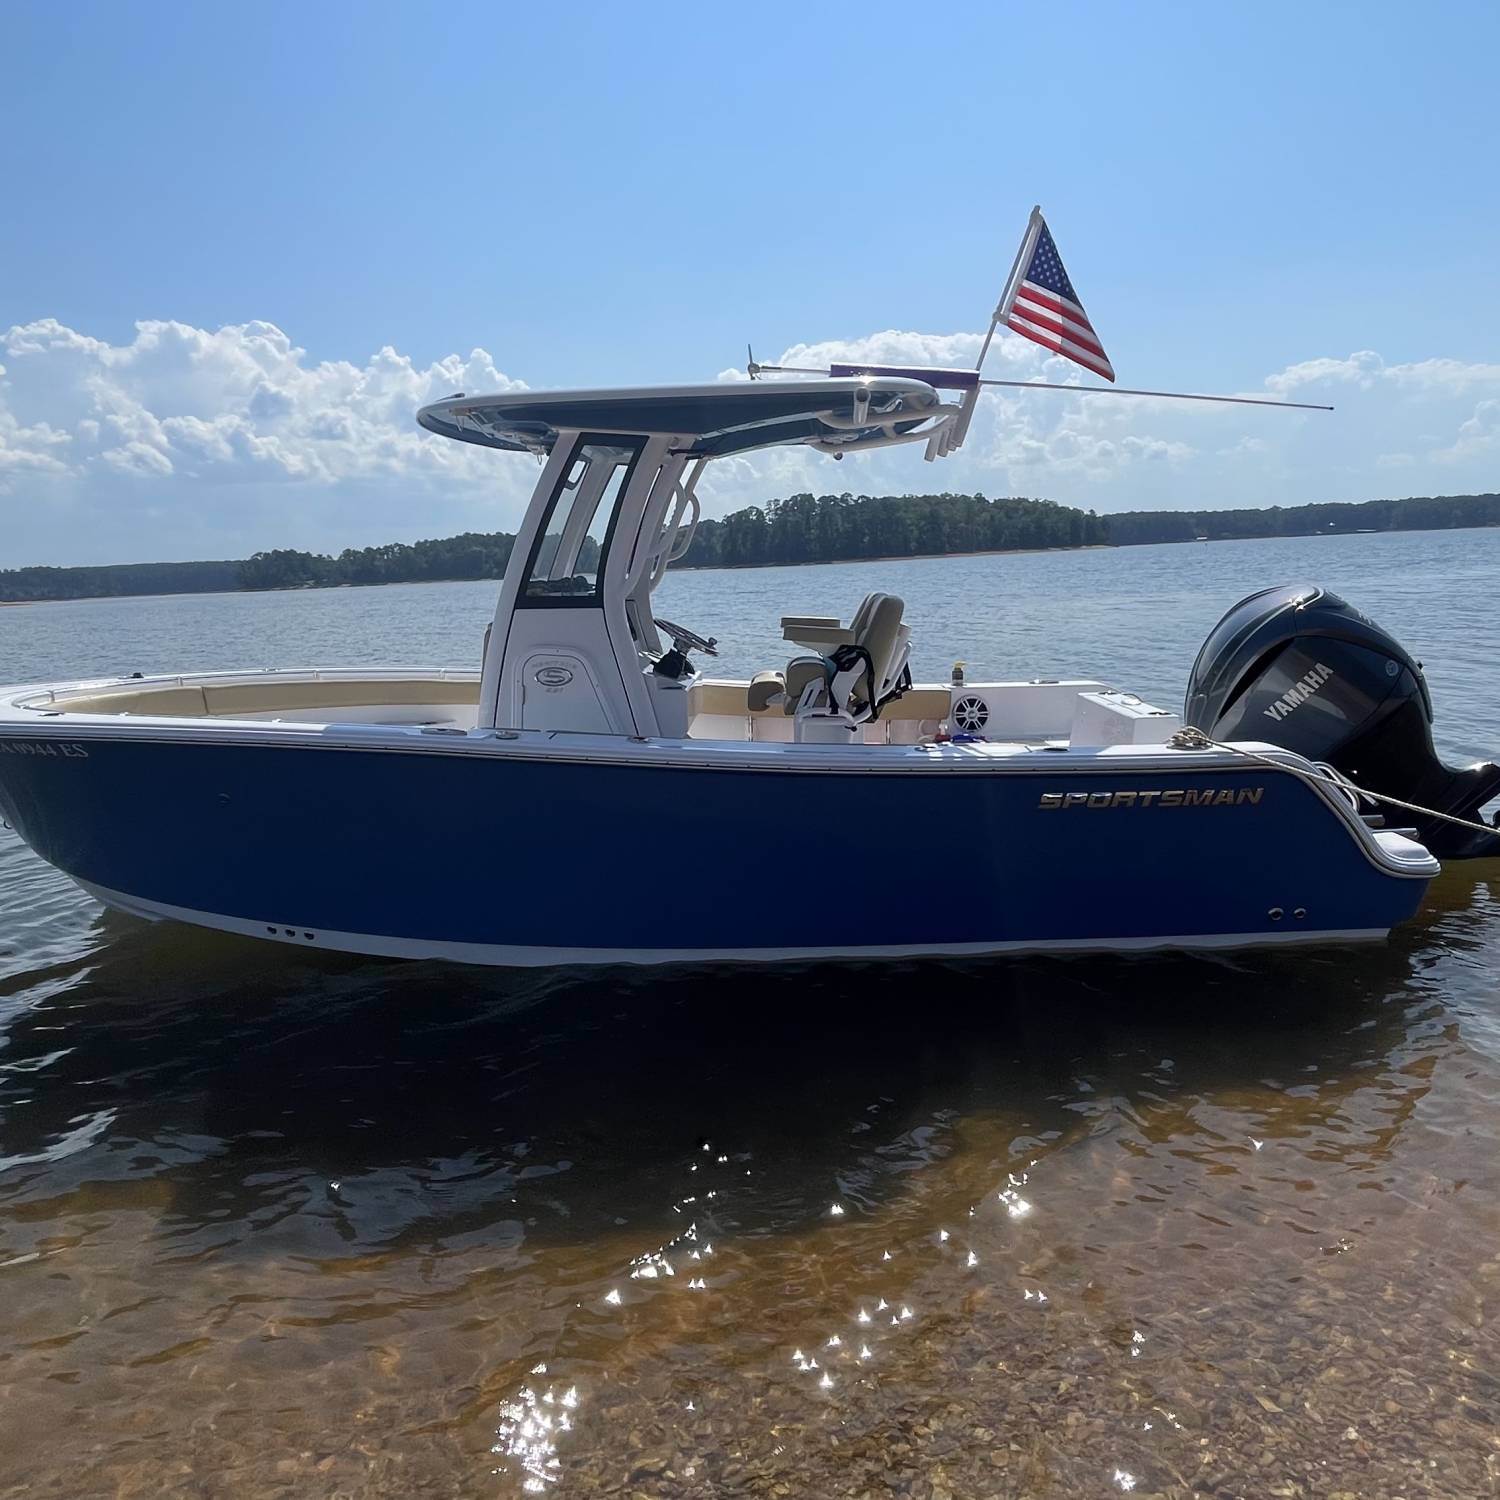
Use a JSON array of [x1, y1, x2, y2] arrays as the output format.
[[975, 204, 1042, 372]]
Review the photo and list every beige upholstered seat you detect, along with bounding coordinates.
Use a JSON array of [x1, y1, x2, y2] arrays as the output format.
[[855, 594, 907, 703], [747, 671, 786, 713], [752, 592, 910, 721], [785, 657, 831, 712], [747, 658, 830, 715], [848, 592, 884, 639]]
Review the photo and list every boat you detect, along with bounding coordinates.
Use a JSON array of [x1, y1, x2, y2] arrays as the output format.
[[2, 371, 1497, 966]]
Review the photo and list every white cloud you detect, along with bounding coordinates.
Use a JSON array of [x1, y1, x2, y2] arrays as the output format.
[[0, 317, 535, 564], [0, 410, 71, 477], [1267, 351, 1500, 397], [1435, 397, 1500, 463], [1266, 350, 1390, 392], [1267, 355, 1500, 469], [2, 315, 1498, 568]]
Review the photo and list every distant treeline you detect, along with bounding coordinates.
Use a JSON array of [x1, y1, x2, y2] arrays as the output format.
[[4, 490, 1499, 602], [686, 492, 1106, 567], [0, 558, 240, 603], [220, 494, 1104, 591], [232, 533, 521, 592], [1107, 491, 1500, 545]]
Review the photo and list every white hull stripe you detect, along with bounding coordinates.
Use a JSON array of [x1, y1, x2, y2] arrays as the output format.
[[79, 880, 1391, 969]]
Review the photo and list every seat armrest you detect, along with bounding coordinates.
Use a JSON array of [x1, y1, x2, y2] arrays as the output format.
[[783, 622, 856, 652], [780, 615, 840, 629]]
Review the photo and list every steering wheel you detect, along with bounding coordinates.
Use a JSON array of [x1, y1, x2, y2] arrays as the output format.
[[654, 616, 719, 657]]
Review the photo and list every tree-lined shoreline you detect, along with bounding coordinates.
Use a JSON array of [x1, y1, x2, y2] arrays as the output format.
[[2, 489, 1497, 603]]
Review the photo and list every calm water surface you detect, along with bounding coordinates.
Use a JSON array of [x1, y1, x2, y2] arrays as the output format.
[[2, 531, 1499, 1498]]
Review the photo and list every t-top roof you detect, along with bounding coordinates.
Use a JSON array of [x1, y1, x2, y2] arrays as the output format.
[[416, 378, 945, 459]]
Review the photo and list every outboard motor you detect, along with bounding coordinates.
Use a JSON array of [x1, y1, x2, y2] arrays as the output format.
[[1184, 584, 1500, 859]]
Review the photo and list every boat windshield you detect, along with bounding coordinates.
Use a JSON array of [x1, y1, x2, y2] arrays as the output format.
[[521, 437, 642, 605]]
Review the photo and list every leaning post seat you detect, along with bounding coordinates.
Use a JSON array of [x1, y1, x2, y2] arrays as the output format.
[[751, 593, 910, 732]]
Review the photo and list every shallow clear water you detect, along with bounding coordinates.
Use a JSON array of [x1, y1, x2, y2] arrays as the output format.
[[2, 532, 1499, 1498]]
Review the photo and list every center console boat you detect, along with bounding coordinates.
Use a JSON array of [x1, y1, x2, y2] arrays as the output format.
[[1, 375, 1494, 965]]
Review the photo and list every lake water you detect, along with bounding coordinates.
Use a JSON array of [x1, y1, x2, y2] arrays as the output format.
[[2, 531, 1499, 1498]]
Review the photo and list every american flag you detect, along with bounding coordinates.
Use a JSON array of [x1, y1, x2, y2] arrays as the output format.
[[1001, 214, 1115, 382]]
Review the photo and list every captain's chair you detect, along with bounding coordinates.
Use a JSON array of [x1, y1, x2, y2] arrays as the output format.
[[749, 592, 911, 735]]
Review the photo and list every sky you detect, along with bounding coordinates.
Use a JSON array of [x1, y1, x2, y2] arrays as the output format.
[[1, 0, 1498, 568]]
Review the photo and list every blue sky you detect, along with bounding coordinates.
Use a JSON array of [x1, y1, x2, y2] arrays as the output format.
[[2, 1, 1498, 566]]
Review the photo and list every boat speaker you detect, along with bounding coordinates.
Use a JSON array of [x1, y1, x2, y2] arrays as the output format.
[[952, 695, 990, 734]]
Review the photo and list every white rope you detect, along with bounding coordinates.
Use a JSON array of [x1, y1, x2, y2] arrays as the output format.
[[1166, 726, 1499, 839]]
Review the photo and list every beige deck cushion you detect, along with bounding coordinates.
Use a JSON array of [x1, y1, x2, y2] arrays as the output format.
[[201, 678, 480, 716], [57, 684, 212, 717]]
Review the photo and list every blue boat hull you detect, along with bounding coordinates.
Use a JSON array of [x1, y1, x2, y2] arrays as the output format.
[[0, 734, 1432, 963]]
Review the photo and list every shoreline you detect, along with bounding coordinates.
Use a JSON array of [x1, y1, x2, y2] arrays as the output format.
[[6, 522, 1499, 605]]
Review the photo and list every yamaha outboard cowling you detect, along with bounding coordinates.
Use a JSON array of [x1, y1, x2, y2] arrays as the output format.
[[1184, 584, 1500, 859]]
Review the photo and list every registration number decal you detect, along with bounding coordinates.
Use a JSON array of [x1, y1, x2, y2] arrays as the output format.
[[0, 740, 90, 760]]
